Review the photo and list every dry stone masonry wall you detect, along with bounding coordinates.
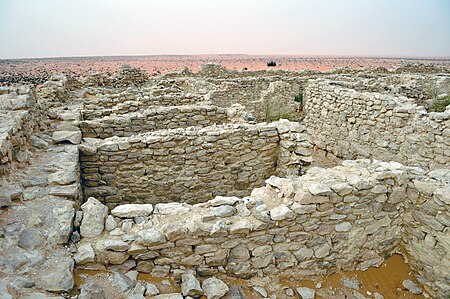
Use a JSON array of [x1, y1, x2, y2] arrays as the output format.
[[75, 160, 449, 298], [0, 86, 43, 175], [80, 122, 311, 207], [304, 78, 450, 170], [82, 87, 205, 120], [80, 105, 229, 139], [402, 169, 450, 298]]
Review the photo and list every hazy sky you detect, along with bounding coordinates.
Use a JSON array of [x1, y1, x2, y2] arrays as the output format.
[[0, 0, 449, 59]]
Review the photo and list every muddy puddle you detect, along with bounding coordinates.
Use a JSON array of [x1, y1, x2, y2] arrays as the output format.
[[74, 254, 425, 298]]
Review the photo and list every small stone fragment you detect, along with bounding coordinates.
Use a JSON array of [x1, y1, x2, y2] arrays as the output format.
[[252, 286, 267, 297], [202, 277, 229, 299], [402, 280, 422, 295], [296, 287, 315, 299], [341, 278, 360, 290], [79, 282, 106, 299], [181, 269, 203, 297], [111, 204, 153, 218]]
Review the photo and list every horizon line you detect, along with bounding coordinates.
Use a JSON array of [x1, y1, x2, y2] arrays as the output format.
[[1, 53, 450, 61]]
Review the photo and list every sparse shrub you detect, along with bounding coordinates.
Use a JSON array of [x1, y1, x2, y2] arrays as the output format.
[[57, 91, 69, 103], [267, 61, 277, 67], [429, 95, 450, 112], [294, 93, 303, 105], [427, 83, 450, 112]]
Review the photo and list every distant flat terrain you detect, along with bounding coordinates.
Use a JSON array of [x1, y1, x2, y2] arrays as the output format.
[[1, 54, 449, 85]]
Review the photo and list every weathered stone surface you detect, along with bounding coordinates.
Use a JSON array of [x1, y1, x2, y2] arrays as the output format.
[[296, 287, 315, 299], [145, 283, 160, 296], [74, 243, 95, 264], [341, 278, 360, 290], [402, 280, 422, 295], [114, 271, 136, 293], [99, 239, 130, 252], [181, 270, 203, 297], [79, 282, 106, 299], [155, 203, 191, 215], [252, 286, 267, 297], [41, 259, 74, 292], [314, 243, 331, 258], [210, 196, 239, 207], [80, 197, 108, 238], [293, 248, 314, 262], [0, 280, 12, 299], [18, 227, 45, 250], [211, 205, 235, 217], [11, 277, 35, 288], [269, 204, 294, 221], [111, 204, 153, 218], [150, 294, 183, 299], [228, 245, 250, 263], [202, 277, 229, 299], [50, 205, 75, 244], [136, 229, 166, 246], [335, 222, 352, 232], [307, 183, 332, 196], [105, 215, 118, 232], [52, 131, 82, 144]]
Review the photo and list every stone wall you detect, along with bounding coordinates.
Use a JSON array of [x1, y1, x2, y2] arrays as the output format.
[[320, 74, 450, 106], [205, 79, 271, 120], [82, 89, 204, 120], [203, 77, 304, 122], [78, 65, 149, 87], [74, 160, 413, 278], [80, 124, 280, 206], [80, 122, 311, 207], [114, 65, 149, 85], [276, 120, 312, 177], [304, 78, 450, 170], [80, 105, 229, 139], [261, 81, 301, 121], [402, 170, 450, 298], [0, 86, 42, 175], [75, 160, 449, 298]]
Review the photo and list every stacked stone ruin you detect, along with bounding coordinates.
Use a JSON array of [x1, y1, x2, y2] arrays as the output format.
[[0, 63, 449, 298]]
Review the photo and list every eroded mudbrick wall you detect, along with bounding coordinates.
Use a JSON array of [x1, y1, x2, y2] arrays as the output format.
[[304, 79, 450, 169]]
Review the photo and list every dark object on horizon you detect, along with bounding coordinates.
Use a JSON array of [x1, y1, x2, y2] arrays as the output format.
[[267, 61, 277, 67]]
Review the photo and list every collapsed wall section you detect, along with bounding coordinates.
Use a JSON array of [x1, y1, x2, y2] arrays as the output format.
[[304, 79, 450, 169], [80, 124, 281, 207]]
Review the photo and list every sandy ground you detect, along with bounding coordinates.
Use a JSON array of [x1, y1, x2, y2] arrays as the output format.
[[74, 254, 426, 299], [1, 54, 449, 83]]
